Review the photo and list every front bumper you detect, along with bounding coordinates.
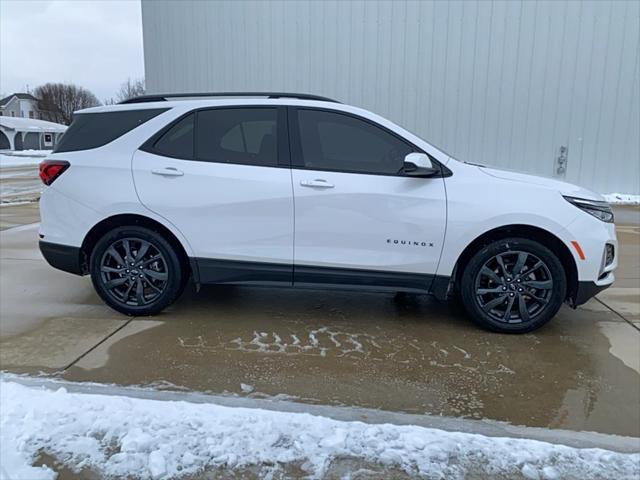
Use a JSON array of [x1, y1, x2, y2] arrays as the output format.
[[572, 279, 613, 306], [39, 241, 84, 275], [561, 212, 618, 282], [560, 208, 618, 308]]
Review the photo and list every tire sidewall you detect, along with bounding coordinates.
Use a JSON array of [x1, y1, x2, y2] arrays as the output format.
[[90, 226, 183, 316], [460, 238, 567, 333]]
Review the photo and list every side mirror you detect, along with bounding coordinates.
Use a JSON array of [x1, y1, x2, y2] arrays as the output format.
[[403, 153, 439, 177]]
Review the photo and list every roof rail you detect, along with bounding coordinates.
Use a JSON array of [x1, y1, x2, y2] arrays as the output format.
[[119, 92, 340, 104]]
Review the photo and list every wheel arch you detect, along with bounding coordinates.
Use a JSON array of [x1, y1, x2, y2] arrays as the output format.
[[440, 224, 578, 304], [80, 213, 196, 283]]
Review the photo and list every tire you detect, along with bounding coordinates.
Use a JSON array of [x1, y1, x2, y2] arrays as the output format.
[[90, 226, 185, 316], [460, 238, 566, 333]]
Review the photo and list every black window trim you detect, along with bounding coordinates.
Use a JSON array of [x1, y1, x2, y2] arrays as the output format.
[[139, 105, 290, 168], [288, 106, 451, 178]]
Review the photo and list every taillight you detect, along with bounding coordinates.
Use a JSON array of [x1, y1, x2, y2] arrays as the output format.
[[39, 160, 70, 186]]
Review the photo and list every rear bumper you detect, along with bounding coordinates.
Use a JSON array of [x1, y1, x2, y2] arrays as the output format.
[[39, 241, 84, 275]]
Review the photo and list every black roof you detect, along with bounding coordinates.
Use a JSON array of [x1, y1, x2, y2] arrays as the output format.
[[120, 92, 340, 104], [0, 93, 38, 106]]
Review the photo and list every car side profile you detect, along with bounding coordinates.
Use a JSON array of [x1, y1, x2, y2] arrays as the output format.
[[38, 92, 617, 333]]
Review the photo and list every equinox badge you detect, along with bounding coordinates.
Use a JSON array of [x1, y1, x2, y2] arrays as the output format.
[[387, 239, 434, 247]]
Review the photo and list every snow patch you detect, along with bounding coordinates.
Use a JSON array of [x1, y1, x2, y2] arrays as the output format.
[[0, 151, 48, 168], [603, 193, 640, 205], [240, 383, 254, 393], [148, 450, 167, 479], [1, 379, 638, 479]]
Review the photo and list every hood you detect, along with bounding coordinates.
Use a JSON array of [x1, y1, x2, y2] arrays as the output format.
[[477, 165, 604, 201]]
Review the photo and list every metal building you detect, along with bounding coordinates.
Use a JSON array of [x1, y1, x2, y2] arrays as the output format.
[[141, 0, 640, 195]]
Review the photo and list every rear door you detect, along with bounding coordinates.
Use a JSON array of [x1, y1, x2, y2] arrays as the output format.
[[132, 106, 294, 284], [289, 107, 447, 291]]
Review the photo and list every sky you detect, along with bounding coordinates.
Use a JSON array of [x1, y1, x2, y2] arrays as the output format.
[[0, 0, 144, 102]]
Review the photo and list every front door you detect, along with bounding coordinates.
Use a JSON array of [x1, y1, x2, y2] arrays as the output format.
[[289, 107, 447, 292], [132, 106, 294, 284]]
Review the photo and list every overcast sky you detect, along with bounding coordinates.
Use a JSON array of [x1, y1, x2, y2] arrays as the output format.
[[0, 0, 144, 102]]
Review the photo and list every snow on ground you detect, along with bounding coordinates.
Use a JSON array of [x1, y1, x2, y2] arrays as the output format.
[[603, 193, 640, 205], [0, 150, 49, 168], [0, 149, 51, 157], [1, 379, 638, 480], [0, 153, 42, 204]]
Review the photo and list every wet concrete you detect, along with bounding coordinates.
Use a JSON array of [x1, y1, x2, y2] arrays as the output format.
[[0, 224, 123, 338], [1, 205, 639, 441], [597, 207, 640, 326], [0, 201, 40, 230], [61, 287, 640, 437]]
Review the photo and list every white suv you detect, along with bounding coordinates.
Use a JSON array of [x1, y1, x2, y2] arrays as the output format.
[[38, 93, 617, 333]]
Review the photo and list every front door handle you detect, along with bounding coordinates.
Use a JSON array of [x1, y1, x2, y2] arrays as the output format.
[[151, 167, 184, 177], [300, 179, 334, 188]]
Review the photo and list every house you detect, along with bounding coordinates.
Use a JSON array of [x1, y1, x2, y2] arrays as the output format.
[[0, 116, 66, 151], [0, 93, 42, 119]]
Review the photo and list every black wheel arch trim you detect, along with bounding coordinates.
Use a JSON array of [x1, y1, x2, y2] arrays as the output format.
[[80, 214, 193, 280], [448, 225, 580, 304]]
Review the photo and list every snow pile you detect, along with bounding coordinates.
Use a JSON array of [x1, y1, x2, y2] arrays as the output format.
[[1, 380, 639, 480], [603, 193, 640, 205]]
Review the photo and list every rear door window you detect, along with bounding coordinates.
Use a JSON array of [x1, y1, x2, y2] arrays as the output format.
[[53, 108, 167, 153], [196, 108, 278, 167]]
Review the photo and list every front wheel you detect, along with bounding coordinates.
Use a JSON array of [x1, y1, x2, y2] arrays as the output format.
[[460, 238, 566, 333], [90, 226, 184, 316]]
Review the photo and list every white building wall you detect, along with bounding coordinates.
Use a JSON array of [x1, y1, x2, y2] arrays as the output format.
[[142, 0, 640, 195]]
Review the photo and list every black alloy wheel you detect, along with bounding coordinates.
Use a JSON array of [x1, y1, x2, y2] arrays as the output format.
[[460, 238, 566, 333], [90, 226, 184, 316], [475, 251, 553, 324], [99, 238, 169, 307]]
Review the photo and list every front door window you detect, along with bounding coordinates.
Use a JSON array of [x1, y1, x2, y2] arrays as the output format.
[[295, 109, 413, 175]]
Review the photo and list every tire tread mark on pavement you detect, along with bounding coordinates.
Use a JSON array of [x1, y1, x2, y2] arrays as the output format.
[[595, 297, 640, 333], [60, 319, 134, 371]]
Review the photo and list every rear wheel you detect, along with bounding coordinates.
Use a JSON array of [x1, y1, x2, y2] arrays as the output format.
[[90, 226, 184, 316], [460, 238, 566, 333]]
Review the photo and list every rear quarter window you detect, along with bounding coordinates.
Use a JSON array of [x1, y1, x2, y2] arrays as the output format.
[[53, 108, 168, 153], [149, 113, 195, 159]]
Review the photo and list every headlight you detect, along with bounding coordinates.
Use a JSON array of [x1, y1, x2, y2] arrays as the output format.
[[563, 196, 614, 223]]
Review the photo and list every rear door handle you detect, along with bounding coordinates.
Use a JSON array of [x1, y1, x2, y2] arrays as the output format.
[[151, 167, 184, 177], [300, 179, 334, 188]]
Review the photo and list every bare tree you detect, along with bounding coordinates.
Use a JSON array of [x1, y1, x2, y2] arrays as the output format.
[[115, 78, 145, 103], [34, 83, 100, 125]]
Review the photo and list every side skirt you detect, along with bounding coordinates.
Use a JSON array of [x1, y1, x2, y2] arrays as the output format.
[[194, 258, 443, 294], [196, 258, 293, 286], [294, 264, 434, 293]]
